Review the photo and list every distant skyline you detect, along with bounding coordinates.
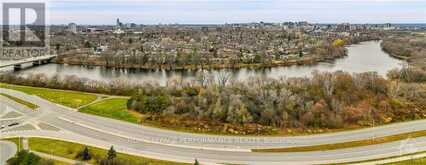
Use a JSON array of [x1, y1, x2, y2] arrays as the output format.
[[3, 0, 426, 25]]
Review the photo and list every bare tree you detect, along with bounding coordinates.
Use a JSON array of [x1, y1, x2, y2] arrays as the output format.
[[216, 71, 231, 88]]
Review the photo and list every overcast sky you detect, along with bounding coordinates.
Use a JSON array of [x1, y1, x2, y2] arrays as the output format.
[[4, 0, 426, 24]]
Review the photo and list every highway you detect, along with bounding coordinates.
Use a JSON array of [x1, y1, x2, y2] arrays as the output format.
[[1, 88, 426, 164], [0, 141, 17, 164]]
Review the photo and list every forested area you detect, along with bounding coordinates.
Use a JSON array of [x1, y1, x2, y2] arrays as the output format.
[[383, 33, 426, 83], [1, 69, 425, 135], [382, 32, 426, 71]]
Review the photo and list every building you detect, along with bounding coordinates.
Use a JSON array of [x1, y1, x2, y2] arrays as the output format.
[[116, 18, 123, 28], [85, 28, 105, 33], [68, 23, 77, 33], [113, 28, 125, 34]]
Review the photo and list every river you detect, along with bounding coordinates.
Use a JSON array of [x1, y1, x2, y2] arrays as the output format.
[[1, 41, 404, 85]]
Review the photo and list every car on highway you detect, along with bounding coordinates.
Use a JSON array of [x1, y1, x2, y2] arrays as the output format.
[[7, 122, 19, 127]]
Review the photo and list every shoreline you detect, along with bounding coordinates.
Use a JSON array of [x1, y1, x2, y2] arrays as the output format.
[[56, 55, 346, 70]]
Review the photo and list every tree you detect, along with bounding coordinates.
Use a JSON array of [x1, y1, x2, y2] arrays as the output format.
[[253, 53, 263, 63], [7, 150, 42, 165], [332, 39, 345, 47], [194, 159, 200, 165], [77, 146, 91, 161], [133, 92, 171, 114], [55, 43, 61, 52], [107, 146, 117, 160], [211, 98, 227, 121], [84, 40, 94, 48], [226, 96, 253, 124], [216, 71, 231, 88]]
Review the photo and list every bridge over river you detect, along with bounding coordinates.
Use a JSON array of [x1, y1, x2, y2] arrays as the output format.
[[0, 55, 57, 70]]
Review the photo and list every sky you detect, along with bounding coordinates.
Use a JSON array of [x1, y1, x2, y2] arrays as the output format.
[[2, 0, 426, 25]]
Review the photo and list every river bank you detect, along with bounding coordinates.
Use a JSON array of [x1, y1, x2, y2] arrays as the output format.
[[381, 34, 426, 70]]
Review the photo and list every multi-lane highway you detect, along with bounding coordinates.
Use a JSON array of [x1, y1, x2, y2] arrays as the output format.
[[1, 88, 426, 164]]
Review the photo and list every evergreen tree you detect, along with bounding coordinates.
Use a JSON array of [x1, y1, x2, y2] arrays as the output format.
[[299, 50, 304, 57], [107, 146, 117, 160], [81, 146, 91, 160], [194, 159, 200, 165], [7, 150, 41, 165]]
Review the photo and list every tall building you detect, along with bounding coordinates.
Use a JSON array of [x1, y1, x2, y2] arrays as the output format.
[[116, 18, 122, 28], [68, 23, 77, 33]]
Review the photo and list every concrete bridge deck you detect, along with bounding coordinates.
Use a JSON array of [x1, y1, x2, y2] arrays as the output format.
[[0, 55, 57, 69]]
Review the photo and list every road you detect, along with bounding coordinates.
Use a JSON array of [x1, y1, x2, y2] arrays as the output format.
[[1, 88, 426, 164], [0, 141, 17, 164], [0, 55, 57, 69]]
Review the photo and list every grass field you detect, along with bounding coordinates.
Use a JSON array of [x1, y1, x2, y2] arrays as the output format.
[[0, 83, 97, 108], [79, 98, 140, 123], [253, 130, 426, 152], [28, 138, 188, 165], [0, 93, 39, 110]]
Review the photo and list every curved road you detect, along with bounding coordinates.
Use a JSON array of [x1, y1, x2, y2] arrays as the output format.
[[1, 88, 426, 164], [0, 141, 17, 164]]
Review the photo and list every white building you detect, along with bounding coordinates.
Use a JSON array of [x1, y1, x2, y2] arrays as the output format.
[[113, 29, 125, 34]]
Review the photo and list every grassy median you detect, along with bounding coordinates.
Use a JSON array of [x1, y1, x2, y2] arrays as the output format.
[[79, 98, 140, 123], [28, 138, 188, 165], [0, 93, 39, 110], [253, 130, 426, 152], [386, 157, 426, 165], [0, 83, 97, 108]]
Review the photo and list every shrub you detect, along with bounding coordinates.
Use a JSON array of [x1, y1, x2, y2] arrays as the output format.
[[388, 67, 426, 83], [76, 146, 91, 161]]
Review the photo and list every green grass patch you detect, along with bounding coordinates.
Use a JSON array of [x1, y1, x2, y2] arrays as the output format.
[[253, 130, 426, 152], [0, 83, 97, 108], [79, 98, 140, 123], [0, 93, 39, 110], [28, 137, 188, 165]]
